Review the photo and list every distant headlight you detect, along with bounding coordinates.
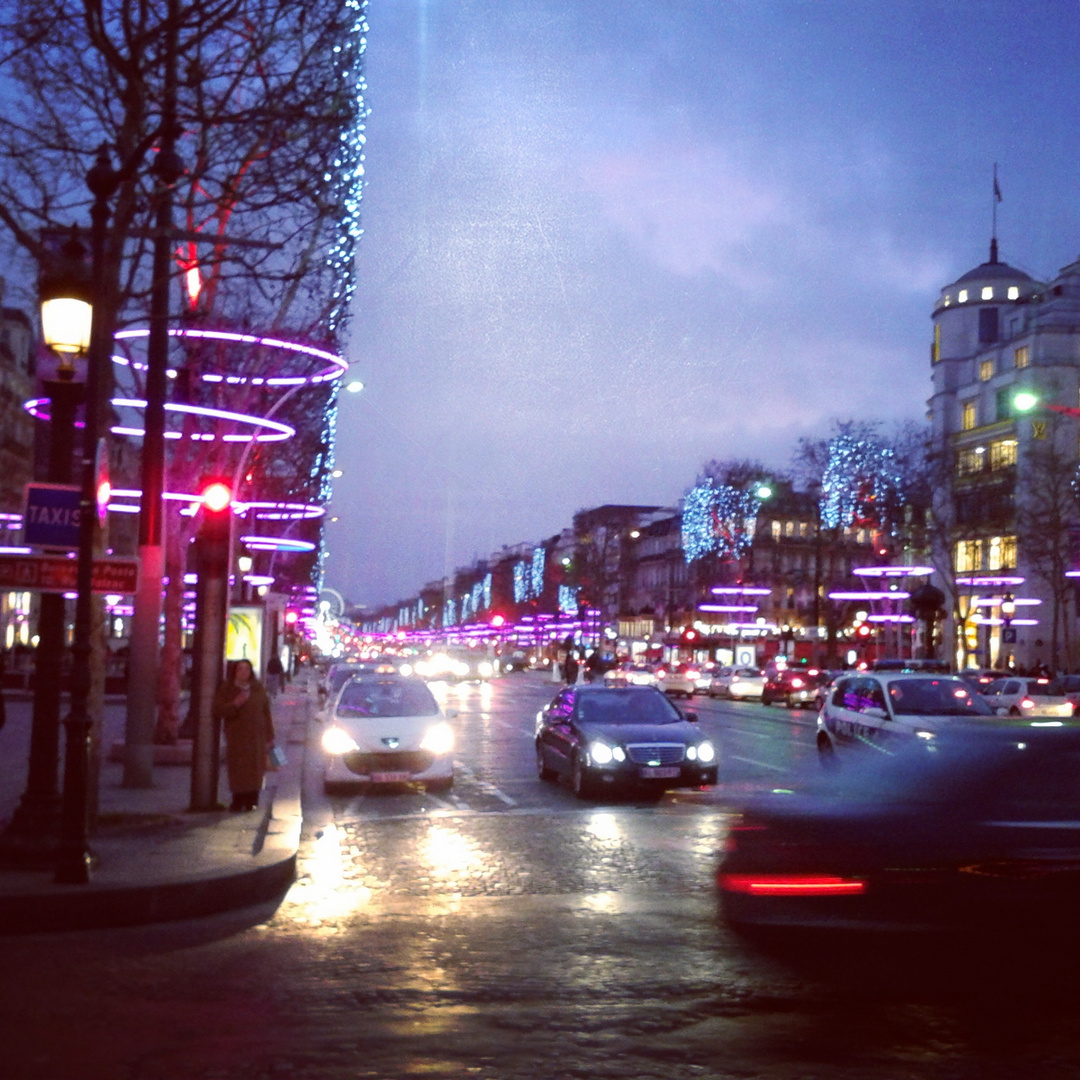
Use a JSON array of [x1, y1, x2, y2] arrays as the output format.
[[478, 661, 494, 678], [399, 663, 413, 677], [420, 722, 455, 755], [695, 740, 716, 763], [322, 727, 359, 755], [589, 741, 614, 765], [452, 661, 469, 679]]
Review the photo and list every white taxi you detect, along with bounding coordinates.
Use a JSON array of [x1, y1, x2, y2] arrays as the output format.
[[816, 672, 994, 761]]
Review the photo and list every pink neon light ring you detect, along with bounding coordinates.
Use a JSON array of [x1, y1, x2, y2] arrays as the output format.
[[113, 326, 347, 386], [25, 397, 295, 443]]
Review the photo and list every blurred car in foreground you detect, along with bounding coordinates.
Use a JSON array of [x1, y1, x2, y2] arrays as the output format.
[[719, 721, 1080, 932], [980, 676, 1074, 718], [816, 672, 993, 760], [534, 685, 717, 799], [603, 662, 659, 688], [414, 649, 495, 682], [762, 667, 830, 709], [322, 675, 455, 793], [656, 661, 701, 698]]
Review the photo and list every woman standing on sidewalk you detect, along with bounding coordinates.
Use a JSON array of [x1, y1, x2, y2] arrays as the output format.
[[213, 659, 276, 812]]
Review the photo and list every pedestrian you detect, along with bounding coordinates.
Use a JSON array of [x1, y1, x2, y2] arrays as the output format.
[[212, 658, 276, 812], [564, 649, 579, 686], [266, 652, 285, 697]]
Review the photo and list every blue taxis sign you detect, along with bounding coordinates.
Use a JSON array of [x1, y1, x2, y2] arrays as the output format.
[[23, 483, 82, 548]]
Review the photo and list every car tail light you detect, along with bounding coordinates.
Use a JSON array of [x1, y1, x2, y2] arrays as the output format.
[[790, 678, 804, 688], [1020, 698, 1035, 710], [687, 670, 699, 679], [719, 874, 866, 896]]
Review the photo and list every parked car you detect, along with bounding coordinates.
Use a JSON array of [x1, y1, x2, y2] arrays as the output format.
[[719, 720, 1080, 932], [534, 685, 717, 799], [321, 674, 456, 793], [655, 661, 701, 698], [816, 672, 994, 760], [762, 667, 830, 709], [957, 668, 1013, 693], [980, 676, 1075, 718], [603, 662, 659, 688]]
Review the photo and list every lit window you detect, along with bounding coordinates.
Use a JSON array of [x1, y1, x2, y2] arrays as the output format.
[[933, 323, 941, 363], [981, 286, 994, 300], [1015, 346, 1030, 369], [955, 539, 983, 573], [957, 449, 983, 476], [1008, 286, 1020, 300], [943, 295, 951, 307], [785, 521, 795, 537], [958, 289, 969, 303], [962, 401, 977, 430], [979, 359, 994, 381], [988, 535, 1017, 571], [989, 439, 1017, 469], [799, 522, 808, 537], [771, 520, 781, 540]]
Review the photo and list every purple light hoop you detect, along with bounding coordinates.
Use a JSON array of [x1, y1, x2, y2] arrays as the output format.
[[852, 565, 933, 578], [955, 574, 1025, 587], [829, 591, 911, 601], [710, 586, 771, 595], [239, 535, 317, 553]]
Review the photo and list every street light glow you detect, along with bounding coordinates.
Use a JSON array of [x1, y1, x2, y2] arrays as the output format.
[[346, 379, 364, 393], [1013, 390, 1039, 413]]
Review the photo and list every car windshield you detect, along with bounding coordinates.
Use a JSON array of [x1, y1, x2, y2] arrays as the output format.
[[336, 679, 440, 718], [329, 666, 369, 694], [886, 677, 994, 717], [575, 689, 681, 725]]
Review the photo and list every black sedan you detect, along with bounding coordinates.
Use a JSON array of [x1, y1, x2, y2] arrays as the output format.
[[719, 720, 1080, 934], [534, 685, 717, 799]]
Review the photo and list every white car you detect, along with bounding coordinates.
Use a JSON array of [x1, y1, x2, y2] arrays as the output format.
[[604, 663, 659, 688], [656, 662, 701, 698], [710, 666, 765, 700], [981, 677, 1075, 718], [816, 672, 994, 760], [321, 675, 456, 793]]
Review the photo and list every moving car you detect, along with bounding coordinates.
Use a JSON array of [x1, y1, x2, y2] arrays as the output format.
[[762, 667, 830, 709], [816, 672, 994, 760], [980, 676, 1074, 718], [321, 675, 456, 793], [656, 661, 701, 698], [534, 685, 717, 799], [709, 666, 765, 700], [603, 662, 659, 688], [414, 649, 495, 682], [719, 720, 1080, 932]]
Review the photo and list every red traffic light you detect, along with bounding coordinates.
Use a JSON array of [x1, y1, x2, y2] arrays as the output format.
[[201, 481, 232, 513], [284, 610, 299, 625], [856, 624, 872, 638]]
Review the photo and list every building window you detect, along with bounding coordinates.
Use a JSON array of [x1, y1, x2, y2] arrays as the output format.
[[957, 448, 983, 476], [981, 287, 994, 300], [989, 438, 1017, 469], [798, 521, 808, 537], [958, 289, 969, 303], [771, 520, 781, 540], [785, 521, 795, 537], [961, 401, 977, 430], [955, 539, 983, 573], [978, 307, 999, 343], [988, 535, 1017, 570], [1014, 345, 1030, 369], [1008, 286, 1019, 300], [979, 359, 994, 381], [932, 323, 941, 363]]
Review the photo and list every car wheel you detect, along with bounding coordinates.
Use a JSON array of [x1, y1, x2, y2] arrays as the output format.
[[786, 696, 796, 709], [536, 741, 557, 781], [426, 775, 453, 793], [817, 733, 838, 769], [570, 753, 595, 800], [762, 691, 771, 706], [1009, 706, 1022, 717]]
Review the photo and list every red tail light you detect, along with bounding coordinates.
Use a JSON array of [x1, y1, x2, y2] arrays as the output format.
[[791, 678, 805, 688], [719, 874, 866, 896], [1020, 698, 1035, 710]]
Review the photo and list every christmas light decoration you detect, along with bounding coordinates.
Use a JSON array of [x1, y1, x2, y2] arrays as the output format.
[[559, 585, 579, 616], [682, 481, 762, 563], [531, 546, 545, 597], [513, 562, 528, 604], [819, 432, 903, 530]]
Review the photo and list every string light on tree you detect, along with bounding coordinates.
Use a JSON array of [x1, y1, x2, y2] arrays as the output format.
[[682, 481, 762, 563]]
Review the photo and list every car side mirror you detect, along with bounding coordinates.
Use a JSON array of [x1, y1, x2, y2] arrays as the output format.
[[864, 706, 888, 720], [685, 710, 698, 722]]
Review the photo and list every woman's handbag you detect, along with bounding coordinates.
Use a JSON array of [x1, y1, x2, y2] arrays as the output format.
[[268, 745, 287, 770]]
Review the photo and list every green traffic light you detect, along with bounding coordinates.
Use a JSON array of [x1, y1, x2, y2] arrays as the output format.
[[1013, 390, 1039, 413]]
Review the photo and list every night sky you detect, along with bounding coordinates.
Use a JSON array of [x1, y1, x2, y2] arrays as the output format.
[[326, 0, 1080, 609]]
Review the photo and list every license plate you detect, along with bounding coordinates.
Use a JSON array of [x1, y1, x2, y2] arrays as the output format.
[[639, 766, 680, 779], [371, 771, 412, 783]]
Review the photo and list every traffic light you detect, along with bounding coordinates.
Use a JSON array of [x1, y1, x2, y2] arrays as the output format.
[[198, 478, 233, 577], [682, 627, 699, 646]]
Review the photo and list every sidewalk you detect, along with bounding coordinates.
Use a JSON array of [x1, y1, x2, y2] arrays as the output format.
[[0, 676, 311, 934]]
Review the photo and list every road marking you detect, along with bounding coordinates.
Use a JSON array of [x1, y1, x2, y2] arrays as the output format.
[[454, 762, 518, 806], [727, 754, 787, 772]]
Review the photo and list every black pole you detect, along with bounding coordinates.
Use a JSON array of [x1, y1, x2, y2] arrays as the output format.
[[55, 148, 119, 885], [0, 375, 82, 865]]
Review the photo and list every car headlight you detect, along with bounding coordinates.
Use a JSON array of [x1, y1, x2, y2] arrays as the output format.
[[589, 741, 614, 765], [695, 740, 715, 763], [420, 722, 455, 755], [322, 727, 359, 755], [398, 663, 413, 677], [478, 661, 493, 678], [452, 661, 469, 678]]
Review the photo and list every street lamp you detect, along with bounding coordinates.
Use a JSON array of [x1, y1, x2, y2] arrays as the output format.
[[39, 231, 93, 360]]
